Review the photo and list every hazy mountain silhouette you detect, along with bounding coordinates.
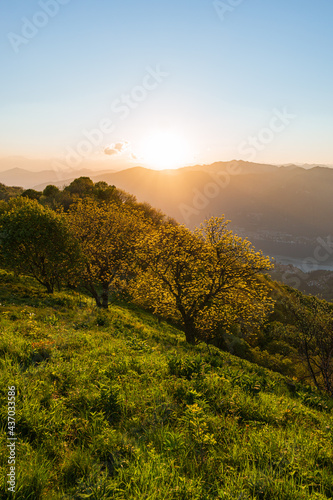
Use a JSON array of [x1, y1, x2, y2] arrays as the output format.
[[94, 162, 333, 262], [0, 156, 129, 187], [1, 159, 332, 264]]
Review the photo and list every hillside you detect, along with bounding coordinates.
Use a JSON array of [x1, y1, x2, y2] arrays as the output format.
[[270, 264, 333, 302], [1, 271, 333, 499]]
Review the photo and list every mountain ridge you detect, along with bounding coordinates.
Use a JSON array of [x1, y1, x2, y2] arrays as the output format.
[[1, 160, 332, 266]]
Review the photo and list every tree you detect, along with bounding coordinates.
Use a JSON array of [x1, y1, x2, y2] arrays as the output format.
[[287, 294, 333, 395], [22, 189, 42, 201], [0, 198, 79, 293], [133, 216, 274, 344], [67, 199, 143, 308], [43, 185, 60, 198], [41, 185, 61, 210], [65, 177, 94, 197], [93, 182, 117, 203], [135, 201, 177, 227]]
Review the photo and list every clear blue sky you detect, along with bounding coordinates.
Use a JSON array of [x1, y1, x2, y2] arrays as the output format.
[[1, 0, 333, 168]]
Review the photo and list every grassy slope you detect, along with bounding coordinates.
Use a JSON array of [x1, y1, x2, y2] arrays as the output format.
[[0, 271, 333, 500]]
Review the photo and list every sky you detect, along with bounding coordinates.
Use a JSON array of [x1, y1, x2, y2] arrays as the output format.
[[1, 0, 333, 170]]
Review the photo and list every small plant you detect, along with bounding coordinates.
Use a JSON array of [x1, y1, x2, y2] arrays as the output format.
[[43, 314, 59, 326], [180, 403, 217, 465], [168, 355, 205, 379], [31, 340, 54, 363], [96, 311, 110, 327], [126, 337, 152, 352]]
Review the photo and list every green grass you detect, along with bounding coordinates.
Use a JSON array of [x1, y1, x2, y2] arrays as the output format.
[[0, 270, 333, 499]]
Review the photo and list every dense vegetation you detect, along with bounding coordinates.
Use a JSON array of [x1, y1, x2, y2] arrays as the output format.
[[0, 183, 23, 201], [0, 178, 273, 346], [0, 177, 333, 498], [0, 272, 333, 499]]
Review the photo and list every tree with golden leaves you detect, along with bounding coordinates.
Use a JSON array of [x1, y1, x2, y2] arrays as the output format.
[[68, 199, 143, 308], [133, 216, 274, 344]]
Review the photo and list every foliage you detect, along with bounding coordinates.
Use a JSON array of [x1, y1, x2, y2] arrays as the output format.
[[21, 189, 42, 201], [67, 199, 144, 308], [133, 216, 274, 344], [0, 183, 23, 201], [0, 198, 79, 293], [64, 176, 94, 197], [285, 294, 333, 395], [42, 185, 60, 198]]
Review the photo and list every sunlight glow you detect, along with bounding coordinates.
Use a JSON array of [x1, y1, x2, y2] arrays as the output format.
[[139, 131, 191, 170]]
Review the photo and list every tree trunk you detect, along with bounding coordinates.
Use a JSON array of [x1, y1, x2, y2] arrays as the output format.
[[183, 317, 197, 345], [45, 282, 54, 294], [84, 283, 101, 307], [303, 341, 320, 391], [101, 282, 109, 309]]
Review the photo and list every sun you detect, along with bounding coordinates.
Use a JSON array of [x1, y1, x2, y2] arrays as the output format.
[[139, 131, 191, 170]]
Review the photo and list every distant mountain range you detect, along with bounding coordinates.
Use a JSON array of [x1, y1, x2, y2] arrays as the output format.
[[0, 156, 129, 187], [0, 167, 116, 189], [1, 159, 332, 267]]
